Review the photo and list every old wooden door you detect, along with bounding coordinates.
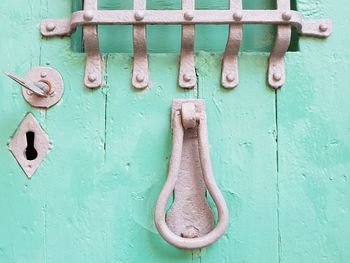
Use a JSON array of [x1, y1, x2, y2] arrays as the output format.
[[0, 0, 349, 262]]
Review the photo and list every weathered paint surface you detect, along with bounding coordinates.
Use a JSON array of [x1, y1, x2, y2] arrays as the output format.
[[0, 0, 348, 263]]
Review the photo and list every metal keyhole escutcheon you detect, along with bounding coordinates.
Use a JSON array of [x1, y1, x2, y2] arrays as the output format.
[[8, 113, 51, 178]]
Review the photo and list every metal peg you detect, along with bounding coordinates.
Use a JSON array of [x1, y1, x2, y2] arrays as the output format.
[[4, 72, 50, 97], [4, 67, 64, 109]]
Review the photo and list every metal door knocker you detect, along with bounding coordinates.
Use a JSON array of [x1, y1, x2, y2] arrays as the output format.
[[154, 100, 229, 249]]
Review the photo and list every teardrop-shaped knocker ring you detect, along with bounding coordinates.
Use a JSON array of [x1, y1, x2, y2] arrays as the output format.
[[154, 99, 229, 249]]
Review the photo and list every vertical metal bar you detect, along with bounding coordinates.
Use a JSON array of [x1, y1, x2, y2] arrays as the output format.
[[83, 0, 103, 88], [179, 0, 196, 89], [268, 0, 292, 89], [132, 0, 149, 89], [221, 0, 243, 89]]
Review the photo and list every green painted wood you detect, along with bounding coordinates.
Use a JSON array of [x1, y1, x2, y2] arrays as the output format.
[[0, 0, 348, 263], [277, 0, 350, 262], [196, 52, 278, 262]]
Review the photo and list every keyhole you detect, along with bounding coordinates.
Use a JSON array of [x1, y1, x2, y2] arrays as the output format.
[[25, 131, 38, 161]]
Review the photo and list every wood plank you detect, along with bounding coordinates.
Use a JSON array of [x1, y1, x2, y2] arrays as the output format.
[[0, 1, 47, 262], [277, 1, 350, 262], [105, 53, 198, 262], [197, 53, 278, 262]]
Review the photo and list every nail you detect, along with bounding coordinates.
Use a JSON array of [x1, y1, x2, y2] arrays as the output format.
[[46, 23, 56, 32], [88, 73, 97, 82], [184, 11, 194, 21], [134, 11, 144, 21], [84, 11, 94, 21], [233, 12, 243, 21], [136, 73, 145, 83], [226, 73, 235, 82], [282, 11, 292, 21], [273, 72, 282, 81], [319, 24, 328, 32], [183, 73, 192, 82]]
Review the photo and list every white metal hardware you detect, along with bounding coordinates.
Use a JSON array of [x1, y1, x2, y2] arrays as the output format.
[[222, 0, 243, 88], [5, 67, 64, 109], [5, 72, 50, 97], [154, 100, 229, 249], [83, 0, 104, 89], [8, 113, 51, 178], [268, 0, 292, 89], [178, 0, 196, 89], [40, 3, 332, 89], [132, 0, 149, 89]]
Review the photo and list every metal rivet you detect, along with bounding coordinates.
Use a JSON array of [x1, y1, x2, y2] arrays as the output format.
[[183, 73, 192, 82], [134, 11, 144, 21], [319, 24, 328, 32], [136, 73, 145, 83], [233, 12, 243, 21], [273, 72, 282, 82], [184, 11, 194, 21], [40, 72, 47, 78], [226, 73, 235, 82], [83, 11, 94, 21], [46, 23, 56, 32], [88, 73, 97, 82], [282, 11, 292, 21]]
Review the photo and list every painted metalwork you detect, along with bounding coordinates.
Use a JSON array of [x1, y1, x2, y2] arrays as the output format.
[[41, 3, 332, 88], [40, 4, 332, 90], [5, 67, 64, 109], [5, 72, 50, 97], [221, 0, 242, 88], [178, 0, 196, 89], [268, 0, 292, 88], [132, 0, 149, 89], [154, 100, 229, 249], [83, 0, 104, 89], [8, 113, 51, 178]]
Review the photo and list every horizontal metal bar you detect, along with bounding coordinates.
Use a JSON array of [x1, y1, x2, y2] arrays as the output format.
[[41, 10, 332, 38]]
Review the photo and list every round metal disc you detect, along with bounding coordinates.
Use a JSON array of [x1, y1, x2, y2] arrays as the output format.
[[22, 67, 64, 109]]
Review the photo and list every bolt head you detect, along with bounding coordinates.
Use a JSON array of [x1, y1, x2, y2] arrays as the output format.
[[273, 72, 282, 82], [183, 73, 192, 82], [319, 24, 328, 32], [26, 90, 34, 96], [226, 73, 235, 82], [40, 72, 48, 78], [282, 11, 292, 21], [46, 22, 56, 32], [184, 11, 194, 21], [83, 11, 94, 21], [136, 73, 145, 83], [88, 73, 97, 82], [233, 12, 243, 21], [134, 11, 144, 21]]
